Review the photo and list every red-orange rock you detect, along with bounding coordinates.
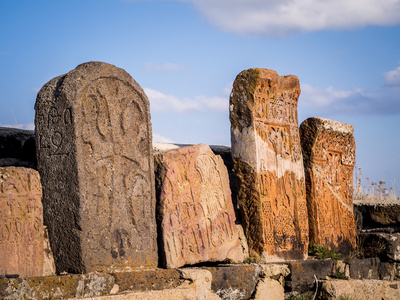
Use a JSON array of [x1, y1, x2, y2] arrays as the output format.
[[155, 144, 244, 268], [229, 68, 309, 261], [0, 167, 44, 277], [300, 117, 356, 254]]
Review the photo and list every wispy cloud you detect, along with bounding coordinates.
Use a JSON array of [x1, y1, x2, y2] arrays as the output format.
[[300, 83, 400, 116], [153, 133, 174, 143], [178, 0, 400, 36], [143, 62, 188, 72], [1, 123, 35, 130], [145, 87, 228, 113], [383, 62, 400, 87]]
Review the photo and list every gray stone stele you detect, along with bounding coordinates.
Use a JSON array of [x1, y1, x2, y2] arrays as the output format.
[[35, 61, 158, 274]]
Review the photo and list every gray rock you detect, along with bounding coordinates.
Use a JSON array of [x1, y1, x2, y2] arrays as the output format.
[[35, 61, 158, 274]]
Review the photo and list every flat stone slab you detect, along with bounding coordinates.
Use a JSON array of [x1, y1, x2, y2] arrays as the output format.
[[155, 144, 244, 268], [0, 264, 290, 300], [0, 269, 183, 300]]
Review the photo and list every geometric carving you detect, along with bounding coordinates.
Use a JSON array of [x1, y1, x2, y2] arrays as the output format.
[[35, 62, 157, 273], [0, 167, 44, 277], [300, 117, 356, 255], [155, 144, 244, 268], [230, 68, 309, 261]]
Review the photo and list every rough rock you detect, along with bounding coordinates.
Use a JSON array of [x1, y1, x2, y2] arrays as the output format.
[[229, 68, 309, 261], [0, 167, 44, 277], [354, 200, 400, 231], [319, 279, 400, 300], [155, 144, 244, 268], [285, 259, 333, 294], [253, 278, 284, 300], [0, 127, 36, 168], [349, 257, 395, 280], [35, 61, 158, 273], [203, 264, 261, 299], [358, 232, 400, 262], [300, 117, 356, 255]]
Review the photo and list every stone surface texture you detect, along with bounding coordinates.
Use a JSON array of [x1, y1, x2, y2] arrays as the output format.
[[155, 144, 244, 268], [354, 200, 400, 231], [203, 264, 262, 299], [35, 61, 157, 273], [0, 127, 36, 168], [300, 117, 356, 255], [253, 278, 284, 300], [286, 259, 333, 294], [229, 68, 308, 261], [0, 166, 44, 277], [319, 279, 400, 300]]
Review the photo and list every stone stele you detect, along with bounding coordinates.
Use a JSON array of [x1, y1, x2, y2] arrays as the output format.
[[155, 144, 244, 268], [300, 117, 356, 254], [229, 68, 309, 261], [35, 61, 157, 273], [0, 166, 44, 277]]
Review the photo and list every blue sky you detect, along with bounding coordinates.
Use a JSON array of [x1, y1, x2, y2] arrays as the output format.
[[1, 0, 399, 191]]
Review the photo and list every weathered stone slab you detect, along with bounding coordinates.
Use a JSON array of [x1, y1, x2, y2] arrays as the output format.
[[202, 264, 261, 299], [229, 68, 309, 261], [354, 200, 400, 231], [155, 144, 244, 268], [286, 259, 333, 294], [0, 167, 44, 277], [35, 62, 157, 273], [0, 127, 36, 168], [300, 117, 356, 255]]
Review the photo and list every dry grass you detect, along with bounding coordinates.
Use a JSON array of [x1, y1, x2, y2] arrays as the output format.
[[354, 167, 399, 201]]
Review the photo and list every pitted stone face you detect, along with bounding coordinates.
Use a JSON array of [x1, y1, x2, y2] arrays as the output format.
[[300, 117, 356, 255], [0, 167, 44, 277], [35, 62, 157, 273], [229, 68, 309, 261], [155, 144, 244, 268]]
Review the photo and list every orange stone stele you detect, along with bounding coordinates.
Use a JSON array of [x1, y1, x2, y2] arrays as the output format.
[[229, 68, 309, 261], [300, 117, 356, 255], [0, 167, 44, 277], [155, 144, 244, 268]]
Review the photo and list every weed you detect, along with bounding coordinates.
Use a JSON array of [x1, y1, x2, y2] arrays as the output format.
[[354, 166, 399, 201], [308, 241, 342, 260], [243, 250, 261, 264], [330, 270, 348, 280]]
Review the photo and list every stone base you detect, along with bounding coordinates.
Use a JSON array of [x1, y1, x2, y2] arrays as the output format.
[[0, 264, 290, 300]]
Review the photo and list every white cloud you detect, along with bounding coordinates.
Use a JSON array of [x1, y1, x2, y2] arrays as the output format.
[[181, 0, 400, 35], [143, 62, 187, 72], [299, 83, 400, 115], [144, 87, 228, 113], [153, 133, 174, 143], [1, 123, 35, 130], [384, 63, 400, 86]]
